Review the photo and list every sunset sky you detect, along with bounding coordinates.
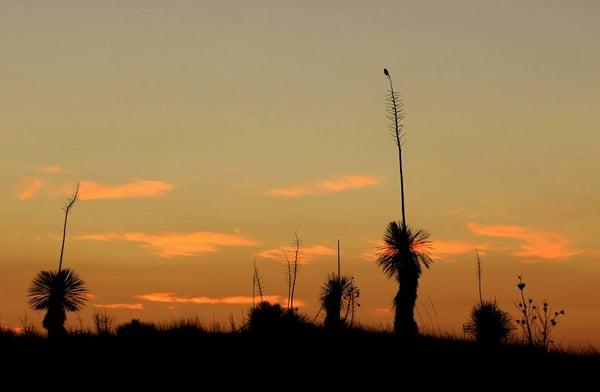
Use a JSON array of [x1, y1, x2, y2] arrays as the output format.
[[1, 1, 599, 346]]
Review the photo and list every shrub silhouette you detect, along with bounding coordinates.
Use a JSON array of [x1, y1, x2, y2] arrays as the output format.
[[377, 221, 432, 338], [464, 300, 513, 346], [162, 318, 206, 338], [117, 319, 159, 338], [28, 268, 88, 338], [246, 301, 312, 334]]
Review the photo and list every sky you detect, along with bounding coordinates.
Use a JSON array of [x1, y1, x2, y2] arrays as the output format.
[[1, 0, 599, 346]]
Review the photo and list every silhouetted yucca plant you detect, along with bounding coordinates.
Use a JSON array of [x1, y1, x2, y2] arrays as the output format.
[[320, 273, 355, 330], [28, 184, 89, 338], [380, 69, 433, 338], [465, 301, 513, 346], [377, 221, 432, 338], [28, 269, 88, 338]]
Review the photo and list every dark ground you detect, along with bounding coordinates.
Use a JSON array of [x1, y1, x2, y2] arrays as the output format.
[[1, 329, 598, 387]]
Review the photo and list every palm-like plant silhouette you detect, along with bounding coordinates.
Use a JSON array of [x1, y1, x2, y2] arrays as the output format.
[[320, 273, 354, 330], [28, 183, 88, 338], [379, 69, 433, 338], [28, 269, 88, 338], [377, 221, 432, 338]]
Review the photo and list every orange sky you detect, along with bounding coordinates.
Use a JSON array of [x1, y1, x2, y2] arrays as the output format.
[[1, 1, 599, 347]]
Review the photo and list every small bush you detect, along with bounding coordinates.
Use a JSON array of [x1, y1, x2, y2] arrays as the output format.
[[246, 301, 313, 334], [116, 319, 158, 338], [464, 301, 513, 346], [161, 318, 206, 337]]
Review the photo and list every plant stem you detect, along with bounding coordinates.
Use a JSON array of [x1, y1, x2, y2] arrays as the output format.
[[58, 182, 79, 272], [387, 74, 406, 228]]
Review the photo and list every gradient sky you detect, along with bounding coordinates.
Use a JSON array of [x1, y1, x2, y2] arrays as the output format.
[[1, 1, 599, 346]]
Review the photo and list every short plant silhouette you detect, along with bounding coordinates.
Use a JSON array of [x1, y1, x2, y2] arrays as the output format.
[[465, 301, 513, 347], [94, 310, 115, 336], [319, 240, 360, 330], [320, 273, 357, 330], [515, 276, 565, 351], [380, 68, 433, 338], [464, 250, 513, 346], [27, 184, 89, 338]]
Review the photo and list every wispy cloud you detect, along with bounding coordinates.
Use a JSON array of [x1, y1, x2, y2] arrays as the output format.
[[372, 307, 392, 316], [429, 239, 491, 260], [76, 231, 257, 258], [37, 165, 62, 174], [17, 178, 45, 200], [268, 174, 380, 198], [34, 165, 63, 174], [94, 303, 144, 310], [136, 292, 305, 307], [468, 222, 580, 260], [257, 245, 336, 263], [358, 240, 383, 262], [77, 180, 174, 200]]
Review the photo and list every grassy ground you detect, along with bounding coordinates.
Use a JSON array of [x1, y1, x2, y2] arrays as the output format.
[[1, 324, 598, 384]]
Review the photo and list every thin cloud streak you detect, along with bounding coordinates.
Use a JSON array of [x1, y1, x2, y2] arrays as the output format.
[[78, 180, 174, 200], [94, 303, 144, 310], [269, 174, 380, 197], [17, 178, 45, 200], [76, 231, 258, 257], [468, 222, 580, 260], [257, 245, 336, 263], [136, 292, 305, 307], [429, 239, 491, 260], [37, 165, 62, 174]]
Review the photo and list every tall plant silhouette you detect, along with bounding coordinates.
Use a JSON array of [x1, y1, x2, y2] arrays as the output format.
[[28, 183, 88, 338], [378, 69, 432, 337]]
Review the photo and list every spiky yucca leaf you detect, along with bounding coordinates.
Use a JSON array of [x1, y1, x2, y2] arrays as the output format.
[[377, 221, 433, 282], [320, 273, 353, 307], [28, 268, 88, 312]]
